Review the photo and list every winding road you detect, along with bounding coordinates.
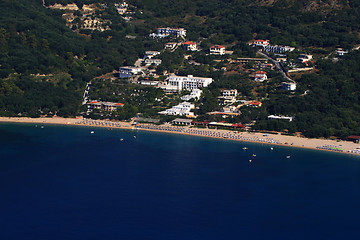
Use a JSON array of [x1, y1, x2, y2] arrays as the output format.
[[257, 51, 295, 83]]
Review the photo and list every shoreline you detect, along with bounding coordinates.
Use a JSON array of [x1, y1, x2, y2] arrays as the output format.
[[1, 116, 359, 156]]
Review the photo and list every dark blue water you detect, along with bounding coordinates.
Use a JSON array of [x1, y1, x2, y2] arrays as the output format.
[[0, 123, 360, 240]]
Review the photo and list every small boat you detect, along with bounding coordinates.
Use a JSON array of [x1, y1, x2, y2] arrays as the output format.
[[249, 159, 252, 163], [270, 147, 274, 150], [242, 147, 248, 150], [286, 155, 291, 159], [90, 131, 94, 134], [120, 138, 124, 141], [133, 136, 136, 139], [40, 126, 44, 129], [252, 154, 256, 157]]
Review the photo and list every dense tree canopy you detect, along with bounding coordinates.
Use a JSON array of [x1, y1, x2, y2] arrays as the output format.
[[0, 0, 360, 138]]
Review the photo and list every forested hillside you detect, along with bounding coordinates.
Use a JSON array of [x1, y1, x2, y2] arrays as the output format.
[[254, 52, 360, 138], [0, 0, 360, 138], [0, 0, 160, 116]]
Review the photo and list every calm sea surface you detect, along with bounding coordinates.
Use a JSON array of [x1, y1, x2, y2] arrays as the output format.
[[0, 123, 360, 240]]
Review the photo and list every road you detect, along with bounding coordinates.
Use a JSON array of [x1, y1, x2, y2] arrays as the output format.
[[257, 51, 295, 83], [82, 82, 91, 105]]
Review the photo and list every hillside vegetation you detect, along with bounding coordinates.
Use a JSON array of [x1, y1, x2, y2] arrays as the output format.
[[0, 0, 360, 138]]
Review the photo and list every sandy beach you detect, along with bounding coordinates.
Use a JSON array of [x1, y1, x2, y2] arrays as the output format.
[[1, 116, 359, 155]]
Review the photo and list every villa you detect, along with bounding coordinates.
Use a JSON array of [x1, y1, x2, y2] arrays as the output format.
[[254, 71, 268, 82], [210, 45, 226, 55], [250, 39, 270, 47], [182, 41, 197, 51]]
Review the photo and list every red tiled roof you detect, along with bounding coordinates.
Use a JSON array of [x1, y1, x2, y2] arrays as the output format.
[[232, 124, 245, 128], [255, 40, 268, 42], [249, 101, 262, 105], [183, 41, 196, 45], [89, 101, 98, 104], [255, 71, 267, 74], [115, 103, 124, 106], [348, 135, 360, 140], [211, 45, 225, 49]]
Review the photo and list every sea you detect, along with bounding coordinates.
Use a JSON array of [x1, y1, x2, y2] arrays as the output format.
[[0, 123, 360, 240]]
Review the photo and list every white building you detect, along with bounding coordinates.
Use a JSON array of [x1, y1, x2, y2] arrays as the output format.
[[298, 54, 313, 63], [144, 51, 160, 59], [165, 42, 177, 49], [182, 41, 197, 51], [181, 89, 202, 101], [254, 71, 268, 82], [158, 102, 195, 116], [119, 66, 143, 78], [337, 49, 348, 56], [264, 45, 295, 53], [172, 118, 193, 125], [217, 89, 238, 105], [251, 39, 270, 47], [268, 115, 294, 122], [221, 89, 237, 97], [282, 82, 296, 91], [161, 75, 213, 92], [150, 27, 186, 38], [138, 80, 159, 86], [210, 45, 226, 55], [144, 59, 162, 66]]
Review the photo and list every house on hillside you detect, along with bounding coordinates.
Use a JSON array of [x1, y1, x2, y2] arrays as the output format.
[[182, 41, 197, 51], [250, 39, 270, 47], [150, 27, 187, 38], [264, 45, 295, 53], [165, 42, 177, 49], [119, 66, 143, 78], [210, 45, 226, 55], [254, 71, 268, 82], [282, 82, 296, 91], [337, 48, 348, 56], [144, 59, 162, 66], [144, 51, 160, 59], [298, 54, 313, 63], [247, 101, 262, 107], [221, 89, 238, 97], [218, 89, 238, 105]]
